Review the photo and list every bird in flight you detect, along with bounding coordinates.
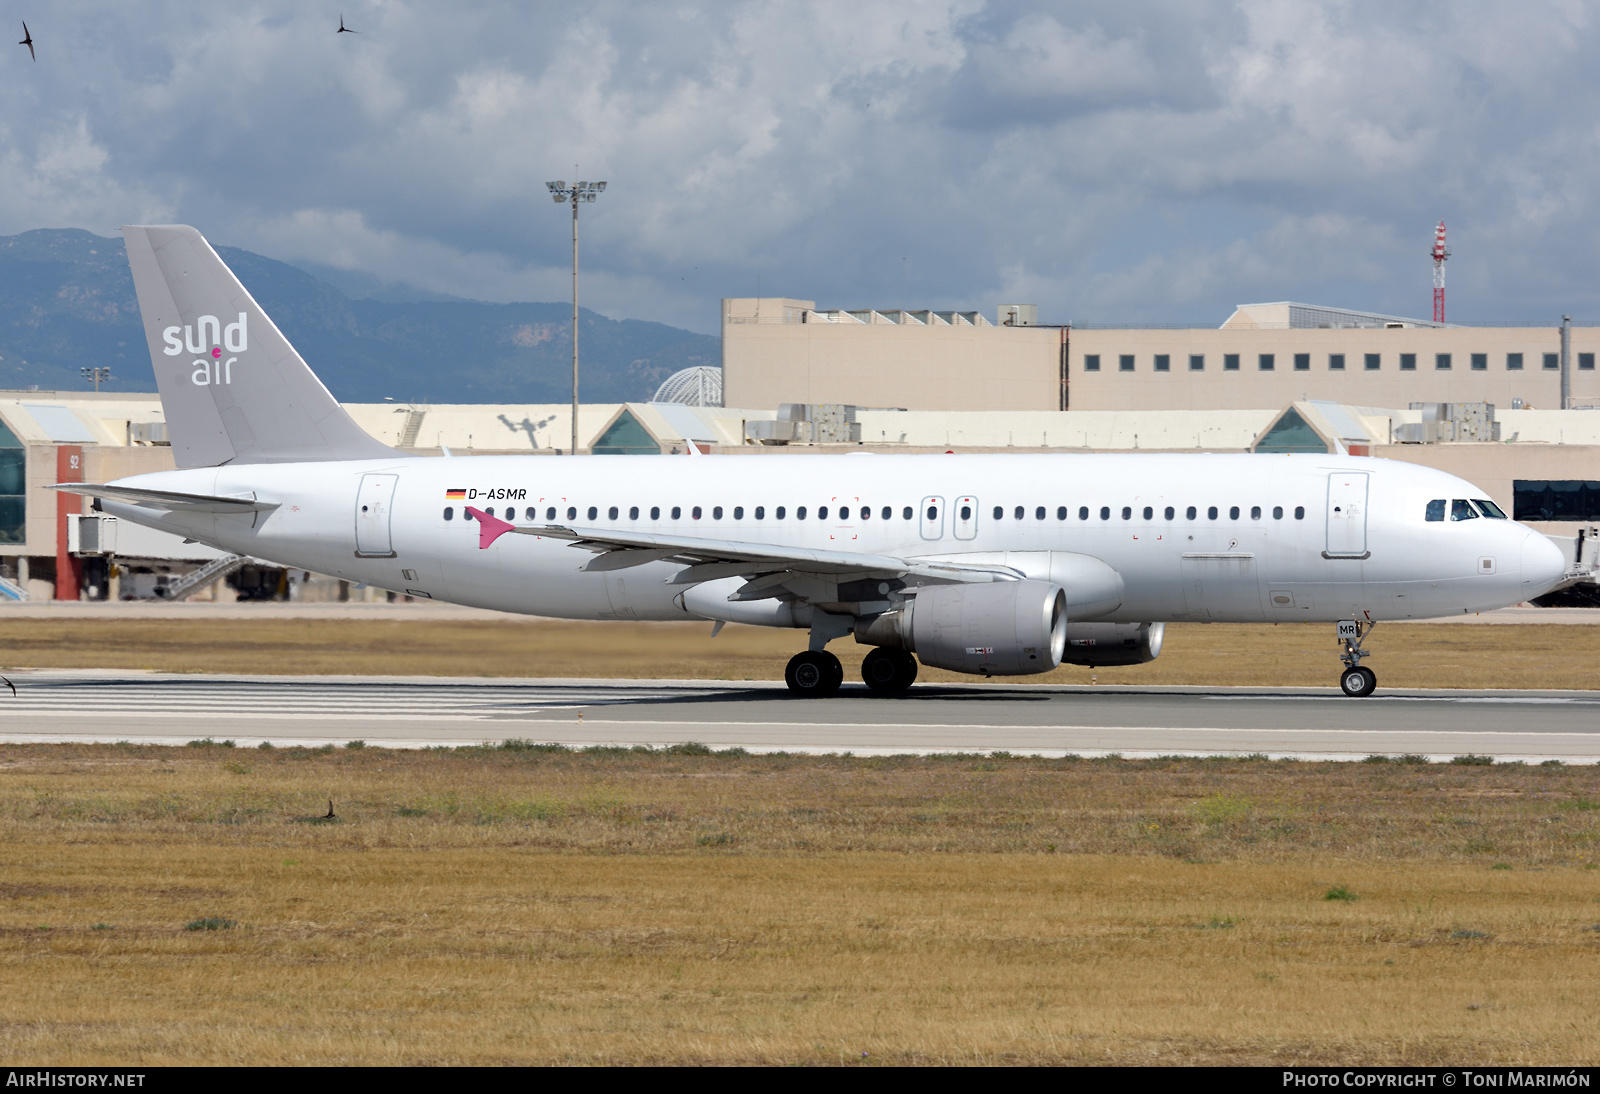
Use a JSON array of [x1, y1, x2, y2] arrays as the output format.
[[19, 22, 34, 61], [337, 14, 356, 33]]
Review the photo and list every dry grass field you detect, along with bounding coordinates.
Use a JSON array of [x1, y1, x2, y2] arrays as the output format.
[[0, 616, 1597, 688], [2, 744, 1599, 1065]]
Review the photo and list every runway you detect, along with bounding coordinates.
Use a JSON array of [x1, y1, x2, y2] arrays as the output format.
[[2, 670, 1598, 762]]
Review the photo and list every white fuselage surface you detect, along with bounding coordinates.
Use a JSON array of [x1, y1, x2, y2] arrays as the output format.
[[100, 451, 1559, 626]]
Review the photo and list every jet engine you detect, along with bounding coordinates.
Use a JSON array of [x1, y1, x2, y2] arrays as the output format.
[[1058, 622, 1164, 667], [854, 579, 1067, 676]]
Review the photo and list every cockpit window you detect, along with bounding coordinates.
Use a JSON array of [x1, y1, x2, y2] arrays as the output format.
[[1450, 498, 1479, 521], [1474, 499, 1508, 519], [1425, 499, 1446, 522]]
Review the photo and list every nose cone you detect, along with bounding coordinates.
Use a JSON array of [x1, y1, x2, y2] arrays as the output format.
[[1520, 532, 1568, 600]]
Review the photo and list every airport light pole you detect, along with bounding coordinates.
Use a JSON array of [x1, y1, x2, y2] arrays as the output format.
[[546, 178, 606, 455]]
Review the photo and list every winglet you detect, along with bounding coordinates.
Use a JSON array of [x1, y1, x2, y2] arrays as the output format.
[[466, 506, 516, 549], [685, 439, 702, 456]]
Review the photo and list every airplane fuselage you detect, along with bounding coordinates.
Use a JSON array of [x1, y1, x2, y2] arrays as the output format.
[[100, 451, 1560, 626]]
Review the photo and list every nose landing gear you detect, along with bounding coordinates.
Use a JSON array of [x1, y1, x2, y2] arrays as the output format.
[[1337, 619, 1377, 697]]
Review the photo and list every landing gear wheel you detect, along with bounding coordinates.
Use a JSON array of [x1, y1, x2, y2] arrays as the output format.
[[786, 650, 843, 698], [861, 648, 918, 694], [1340, 665, 1377, 697]]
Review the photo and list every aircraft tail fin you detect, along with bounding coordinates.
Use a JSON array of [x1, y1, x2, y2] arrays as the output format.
[[122, 224, 401, 468]]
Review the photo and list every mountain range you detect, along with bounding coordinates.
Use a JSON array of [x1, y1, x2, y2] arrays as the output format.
[[0, 228, 719, 403]]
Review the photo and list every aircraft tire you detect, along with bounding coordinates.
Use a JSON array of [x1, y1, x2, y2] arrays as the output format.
[[1340, 666, 1377, 697], [861, 648, 916, 694], [786, 651, 842, 698]]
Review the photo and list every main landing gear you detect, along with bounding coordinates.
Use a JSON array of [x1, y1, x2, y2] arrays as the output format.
[[785, 650, 844, 698], [783, 648, 920, 697], [1337, 619, 1377, 697]]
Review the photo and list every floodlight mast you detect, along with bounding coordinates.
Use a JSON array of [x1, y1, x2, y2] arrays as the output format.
[[546, 178, 607, 454]]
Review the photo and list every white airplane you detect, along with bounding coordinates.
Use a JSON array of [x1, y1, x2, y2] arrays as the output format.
[[55, 226, 1567, 699]]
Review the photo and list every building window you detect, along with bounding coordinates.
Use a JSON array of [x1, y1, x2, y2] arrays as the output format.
[[1259, 354, 1275, 371], [1154, 354, 1170, 372], [1224, 354, 1240, 371], [1581, 353, 1595, 370], [1189, 354, 1204, 371], [1544, 353, 1560, 370], [1365, 353, 1380, 371], [1119, 354, 1134, 372], [1328, 354, 1344, 371], [1471, 353, 1487, 371], [1294, 353, 1310, 371], [1514, 480, 1600, 521], [1436, 353, 1452, 370], [1084, 354, 1100, 371], [1400, 353, 1416, 371]]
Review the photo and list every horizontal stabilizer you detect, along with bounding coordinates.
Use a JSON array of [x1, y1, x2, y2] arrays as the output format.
[[50, 483, 279, 514]]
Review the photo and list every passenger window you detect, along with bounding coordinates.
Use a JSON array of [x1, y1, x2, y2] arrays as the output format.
[[1121, 506, 1131, 520], [1272, 506, 1283, 519], [881, 506, 891, 520], [1294, 506, 1305, 520], [1164, 506, 1174, 520], [924, 506, 935, 521], [902, 506, 913, 519], [587, 506, 597, 520], [547, 507, 557, 520], [465, 509, 476, 521], [733, 507, 743, 519], [713, 506, 723, 519], [443, 507, 453, 520], [1079, 506, 1089, 520], [777, 506, 787, 519], [819, 506, 829, 520], [1208, 506, 1219, 520], [993, 506, 1003, 520], [860, 506, 870, 520], [1013, 505, 1023, 520], [650, 506, 660, 520], [629, 506, 639, 520], [960, 504, 971, 520], [1250, 506, 1261, 520], [1057, 506, 1067, 520], [608, 506, 618, 520], [1186, 506, 1196, 519], [798, 507, 808, 520], [1474, 499, 1508, 519], [1451, 499, 1479, 521], [671, 506, 681, 519], [755, 506, 765, 519], [1425, 499, 1446, 522], [1036, 507, 1046, 520], [1229, 506, 1240, 520], [692, 506, 703, 519], [567, 506, 577, 520], [1100, 506, 1111, 520], [1142, 506, 1153, 520]]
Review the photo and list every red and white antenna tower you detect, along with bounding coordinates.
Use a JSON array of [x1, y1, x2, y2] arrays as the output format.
[[1431, 220, 1450, 324]]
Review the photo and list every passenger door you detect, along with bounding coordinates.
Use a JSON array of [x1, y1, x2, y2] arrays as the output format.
[[354, 473, 399, 558], [1325, 473, 1370, 558], [920, 496, 945, 540]]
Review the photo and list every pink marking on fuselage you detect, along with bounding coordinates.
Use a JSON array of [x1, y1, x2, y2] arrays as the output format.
[[466, 506, 515, 549]]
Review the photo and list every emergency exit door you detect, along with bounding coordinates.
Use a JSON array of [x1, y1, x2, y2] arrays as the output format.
[[355, 473, 399, 558]]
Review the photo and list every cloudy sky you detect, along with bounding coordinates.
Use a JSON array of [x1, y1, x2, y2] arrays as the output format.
[[1, 1, 1596, 334]]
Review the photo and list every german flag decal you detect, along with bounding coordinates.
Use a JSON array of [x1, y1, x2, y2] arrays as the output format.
[[445, 488, 467, 499]]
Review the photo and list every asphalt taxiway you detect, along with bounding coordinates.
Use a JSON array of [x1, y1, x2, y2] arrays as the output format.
[[2, 670, 1597, 762]]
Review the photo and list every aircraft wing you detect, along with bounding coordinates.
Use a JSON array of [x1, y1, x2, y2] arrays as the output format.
[[49, 483, 280, 514], [507, 520, 1023, 589]]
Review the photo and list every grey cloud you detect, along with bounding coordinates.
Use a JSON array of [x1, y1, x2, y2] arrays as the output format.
[[0, 0, 1597, 337]]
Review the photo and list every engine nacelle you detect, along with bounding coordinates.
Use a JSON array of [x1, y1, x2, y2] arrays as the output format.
[[855, 579, 1067, 676], [1058, 621, 1164, 667]]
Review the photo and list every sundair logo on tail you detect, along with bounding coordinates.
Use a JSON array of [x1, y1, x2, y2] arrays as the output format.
[[161, 313, 248, 386]]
